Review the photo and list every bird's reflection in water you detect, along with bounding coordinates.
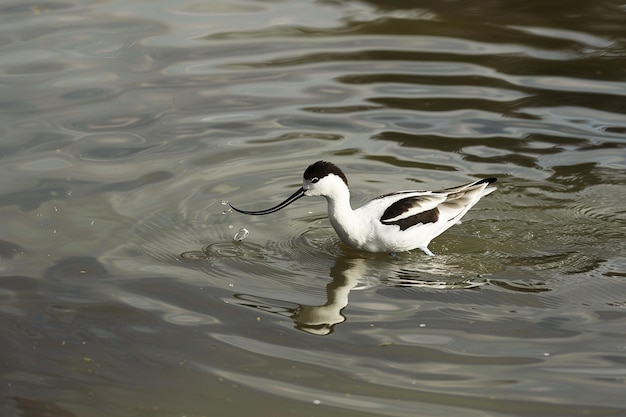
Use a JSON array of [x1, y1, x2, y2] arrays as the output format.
[[232, 254, 500, 336], [232, 257, 366, 336], [292, 257, 366, 335]]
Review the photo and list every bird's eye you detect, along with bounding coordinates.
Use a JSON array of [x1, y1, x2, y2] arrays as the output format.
[[311, 177, 319, 184]]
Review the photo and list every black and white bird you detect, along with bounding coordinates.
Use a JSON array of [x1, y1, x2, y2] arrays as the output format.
[[230, 161, 497, 255]]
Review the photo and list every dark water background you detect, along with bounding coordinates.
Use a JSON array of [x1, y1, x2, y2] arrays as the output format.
[[1, 0, 625, 416]]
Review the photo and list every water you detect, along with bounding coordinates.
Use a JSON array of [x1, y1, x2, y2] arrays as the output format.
[[1, 0, 625, 416]]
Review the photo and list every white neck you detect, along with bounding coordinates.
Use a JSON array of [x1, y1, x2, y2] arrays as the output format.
[[324, 186, 366, 248]]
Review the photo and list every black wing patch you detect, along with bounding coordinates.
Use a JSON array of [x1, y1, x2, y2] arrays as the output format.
[[380, 197, 440, 231]]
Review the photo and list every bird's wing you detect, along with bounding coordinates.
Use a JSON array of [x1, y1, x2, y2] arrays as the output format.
[[377, 178, 497, 231], [379, 193, 447, 231]]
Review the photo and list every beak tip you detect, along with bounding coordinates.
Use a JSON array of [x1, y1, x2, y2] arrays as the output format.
[[227, 203, 246, 214]]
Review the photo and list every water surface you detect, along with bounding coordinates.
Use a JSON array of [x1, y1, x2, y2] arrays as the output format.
[[1, 0, 625, 416]]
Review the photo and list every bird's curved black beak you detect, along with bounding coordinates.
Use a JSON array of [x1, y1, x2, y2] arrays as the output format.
[[229, 187, 305, 215]]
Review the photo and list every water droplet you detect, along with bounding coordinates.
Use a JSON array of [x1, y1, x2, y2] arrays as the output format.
[[233, 228, 249, 242], [221, 201, 233, 214]]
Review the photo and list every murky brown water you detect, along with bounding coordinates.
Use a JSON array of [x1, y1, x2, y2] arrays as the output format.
[[1, 0, 625, 416]]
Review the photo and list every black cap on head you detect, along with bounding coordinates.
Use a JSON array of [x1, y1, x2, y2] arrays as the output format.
[[303, 161, 348, 186]]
